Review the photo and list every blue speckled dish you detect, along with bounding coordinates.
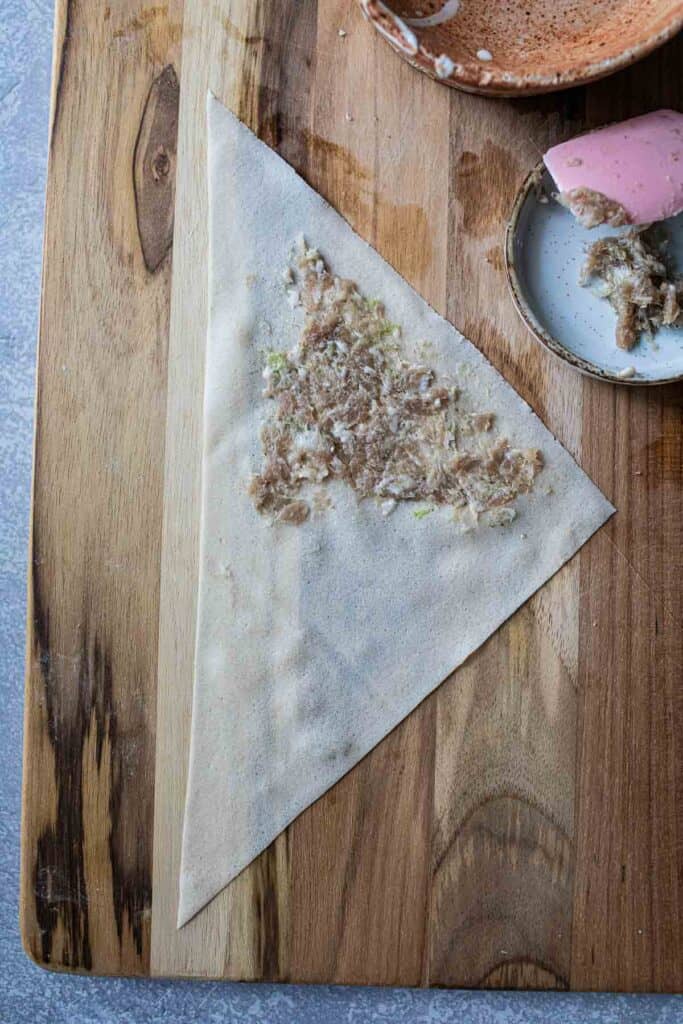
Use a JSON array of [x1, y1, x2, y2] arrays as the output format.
[[505, 163, 683, 386]]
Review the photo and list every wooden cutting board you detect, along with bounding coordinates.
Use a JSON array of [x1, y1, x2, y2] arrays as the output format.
[[20, 0, 683, 989]]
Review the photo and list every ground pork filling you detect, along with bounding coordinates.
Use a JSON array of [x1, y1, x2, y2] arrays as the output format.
[[557, 187, 631, 229], [249, 240, 543, 526], [580, 228, 683, 350]]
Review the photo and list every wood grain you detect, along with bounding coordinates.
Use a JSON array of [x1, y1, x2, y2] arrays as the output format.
[[23, 0, 682, 988], [573, 48, 683, 991], [21, 0, 182, 974]]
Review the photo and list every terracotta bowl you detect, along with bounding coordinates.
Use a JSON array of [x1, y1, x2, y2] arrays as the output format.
[[358, 0, 683, 96]]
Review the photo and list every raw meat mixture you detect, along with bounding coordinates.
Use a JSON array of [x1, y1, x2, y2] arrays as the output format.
[[581, 228, 683, 350], [250, 240, 543, 525]]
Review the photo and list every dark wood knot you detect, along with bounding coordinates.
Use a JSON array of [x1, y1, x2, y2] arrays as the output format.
[[151, 146, 171, 181], [133, 65, 180, 273]]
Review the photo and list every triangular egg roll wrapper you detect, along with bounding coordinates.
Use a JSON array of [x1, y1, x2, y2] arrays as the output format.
[[178, 94, 614, 927]]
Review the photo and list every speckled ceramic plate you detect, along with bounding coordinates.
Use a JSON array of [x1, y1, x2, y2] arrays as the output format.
[[358, 0, 683, 97], [505, 163, 683, 386]]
